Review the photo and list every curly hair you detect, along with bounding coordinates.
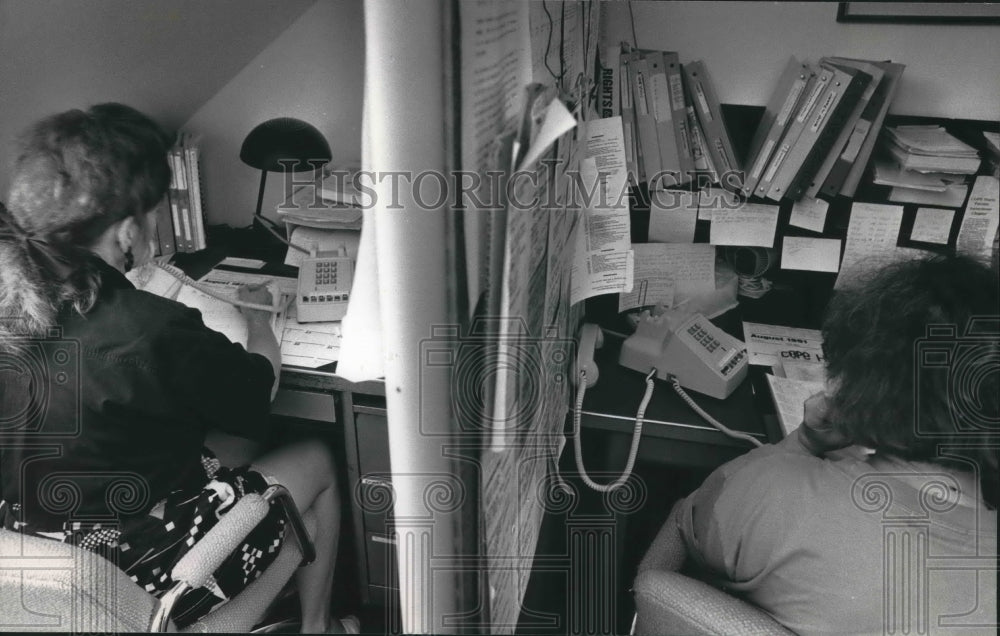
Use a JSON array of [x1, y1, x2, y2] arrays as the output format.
[[823, 254, 1000, 509], [0, 104, 172, 348]]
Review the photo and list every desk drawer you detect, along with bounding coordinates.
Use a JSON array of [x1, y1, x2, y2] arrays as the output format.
[[272, 388, 336, 422]]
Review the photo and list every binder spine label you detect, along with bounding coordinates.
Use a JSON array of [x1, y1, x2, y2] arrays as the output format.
[[751, 139, 776, 179], [636, 72, 649, 116], [765, 145, 790, 182], [620, 64, 631, 108], [840, 120, 870, 161], [797, 74, 830, 123], [777, 79, 807, 127], [652, 74, 671, 123], [714, 139, 733, 172], [669, 74, 685, 112], [678, 120, 691, 155], [811, 90, 837, 132], [694, 82, 712, 121]]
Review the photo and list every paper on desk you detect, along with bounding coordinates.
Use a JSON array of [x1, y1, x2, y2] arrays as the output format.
[[778, 359, 827, 383], [835, 203, 904, 289], [910, 207, 955, 244], [648, 190, 698, 243], [956, 175, 1000, 261], [280, 304, 343, 368], [789, 197, 829, 233], [176, 284, 249, 348], [710, 202, 779, 248], [219, 256, 265, 270], [743, 321, 824, 367], [780, 236, 841, 273], [765, 374, 825, 436]]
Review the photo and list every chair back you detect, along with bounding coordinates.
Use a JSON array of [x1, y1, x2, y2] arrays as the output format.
[[632, 503, 795, 636], [0, 528, 156, 632]]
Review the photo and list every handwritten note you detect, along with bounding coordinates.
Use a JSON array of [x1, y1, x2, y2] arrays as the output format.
[[835, 203, 904, 289], [780, 236, 841, 273], [766, 374, 826, 436], [710, 202, 780, 248], [648, 190, 698, 243], [910, 207, 955, 244], [743, 321, 824, 367], [956, 175, 1000, 260], [699, 187, 739, 222], [618, 243, 679, 311], [789, 196, 829, 233]]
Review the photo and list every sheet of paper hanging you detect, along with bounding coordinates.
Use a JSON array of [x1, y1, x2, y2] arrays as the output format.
[[910, 207, 955, 245], [529, 0, 582, 84], [569, 117, 633, 305], [835, 202, 904, 289], [789, 196, 829, 233], [618, 243, 715, 312], [709, 202, 780, 248], [742, 321, 825, 367], [280, 304, 344, 368], [956, 175, 1000, 260], [460, 0, 532, 321], [648, 190, 698, 243]]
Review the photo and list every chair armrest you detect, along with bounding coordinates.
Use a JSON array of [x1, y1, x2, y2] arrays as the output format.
[[171, 493, 271, 589]]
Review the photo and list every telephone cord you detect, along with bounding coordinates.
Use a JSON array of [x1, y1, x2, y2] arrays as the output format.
[[571, 368, 655, 493], [669, 376, 763, 448], [145, 262, 279, 313]]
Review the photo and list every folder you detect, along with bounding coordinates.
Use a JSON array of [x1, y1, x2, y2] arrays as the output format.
[[742, 57, 812, 197], [683, 60, 742, 192], [767, 64, 871, 202], [598, 45, 621, 119], [755, 64, 831, 199], [644, 50, 683, 188], [830, 60, 905, 198], [805, 58, 884, 199], [663, 52, 694, 181], [619, 49, 639, 185], [632, 52, 663, 185], [687, 104, 717, 180]]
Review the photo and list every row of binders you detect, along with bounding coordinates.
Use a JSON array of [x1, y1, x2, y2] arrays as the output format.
[[153, 132, 207, 256], [599, 45, 739, 192], [743, 56, 904, 202]]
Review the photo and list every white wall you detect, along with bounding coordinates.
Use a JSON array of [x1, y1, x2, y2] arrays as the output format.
[[0, 0, 315, 202], [603, 1, 1000, 119], [181, 0, 365, 227]]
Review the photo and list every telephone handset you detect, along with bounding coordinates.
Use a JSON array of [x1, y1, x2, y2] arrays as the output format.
[[564, 316, 760, 493]]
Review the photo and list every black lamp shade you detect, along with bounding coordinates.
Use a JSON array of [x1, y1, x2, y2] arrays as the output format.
[[239, 117, 332, 172]]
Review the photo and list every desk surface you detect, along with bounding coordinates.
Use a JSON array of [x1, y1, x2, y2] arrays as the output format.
[[581, 332, 775, 451]]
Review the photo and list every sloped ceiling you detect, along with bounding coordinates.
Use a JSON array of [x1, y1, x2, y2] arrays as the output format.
[[0, 0, 317, 197]]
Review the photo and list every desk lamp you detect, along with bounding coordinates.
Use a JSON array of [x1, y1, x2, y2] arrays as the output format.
[[239, 117, 331, 249]]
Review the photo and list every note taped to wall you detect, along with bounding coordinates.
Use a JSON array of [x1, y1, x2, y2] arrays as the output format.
[[835, 202, 904, 289], [648, 190, 698, 243], [710, 203, 779, 248], [789, 197, 829, 233], [780, 236, 841, 273], [956, 175, 999, 260], [910, 207, 955, 245]]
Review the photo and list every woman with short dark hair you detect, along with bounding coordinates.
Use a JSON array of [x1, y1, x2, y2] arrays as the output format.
[[667, 254, 998, 634], [0, 104, 350, 632]]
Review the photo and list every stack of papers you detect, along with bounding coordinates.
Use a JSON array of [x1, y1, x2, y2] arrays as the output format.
[[276, 169, 364, 230], [882, 125, 980, 174]]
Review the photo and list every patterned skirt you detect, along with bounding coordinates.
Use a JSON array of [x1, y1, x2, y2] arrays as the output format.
[[0, 448, 286, 628]]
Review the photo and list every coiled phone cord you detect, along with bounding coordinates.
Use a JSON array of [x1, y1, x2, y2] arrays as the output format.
[[569, 367, 656, 492], [668, 375, 764, 448]]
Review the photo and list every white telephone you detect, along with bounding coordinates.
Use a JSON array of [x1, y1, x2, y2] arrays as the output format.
[[295, 249, 355, 323], [619, 311, 748, 400]]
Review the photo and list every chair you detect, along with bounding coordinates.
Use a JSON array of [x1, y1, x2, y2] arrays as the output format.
[[631, 502, 795, 636], [0, 484, 315, 633]]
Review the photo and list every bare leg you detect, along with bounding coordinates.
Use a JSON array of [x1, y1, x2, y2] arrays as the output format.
[[251, 439, 341, 633]]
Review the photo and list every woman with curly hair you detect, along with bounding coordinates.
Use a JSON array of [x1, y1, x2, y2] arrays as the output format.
[[644, 254, 998, 634], [0, 104, 352, 632]]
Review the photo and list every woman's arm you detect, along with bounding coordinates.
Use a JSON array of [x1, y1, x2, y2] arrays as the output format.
[[238, 284, 281, 400]]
